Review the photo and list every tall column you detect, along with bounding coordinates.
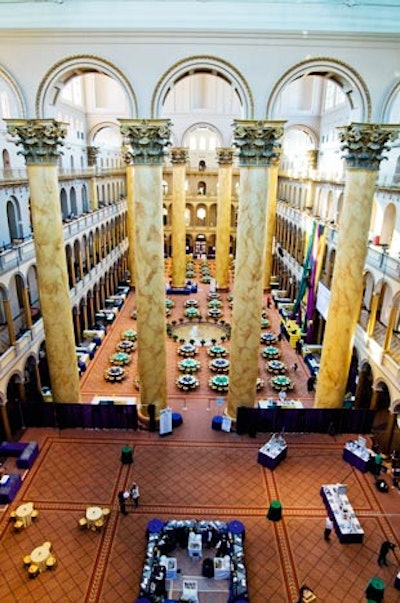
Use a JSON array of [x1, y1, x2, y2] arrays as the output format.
[[6, 119, 81, 403], [4, 298, 16, 346], [383, 305, 397, 352], [305, 149, 319, 210], [315, 123, 398, 408], [171, 147, 188, 288], [124, 152, 136, 287], [227, 120, 285, 418], [0, 405, 11, 441], [120, 119, 171, 418], [87, 146, 99, 211], [22, 285, 33, 330], [367, 292, 380, 336], [215, 148, 234, 291], [263, 155, 280, 291]]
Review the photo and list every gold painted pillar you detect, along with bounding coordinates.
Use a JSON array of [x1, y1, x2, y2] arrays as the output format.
[[305, 149, 319, 210], [1, 405, 11, 441], [383, 305, 397, 352], [6, 119, 81, 403], [22, 286, 33, 331], [124, 154, 136, 288], [215, 148, 234, 291], [315, 123, 398, 408], [171, 147, 188, 288], [263, 155, 280, 291], [120, 119, 171, 418], [87, 146, 99, 211], [227, 120, 286, 418], [4, 298, 16, 346], [367, 292, 380, 336]]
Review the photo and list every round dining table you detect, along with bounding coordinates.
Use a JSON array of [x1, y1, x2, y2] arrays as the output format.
[[209, 374, 229, 392], [209, 358, 230, 373], [208, 307, 222, 318], [176, 374, 200, 391], [260, 317, 270, 329], [117, 340, 135, 353], [185, 307, 201, 319], [208, 292, 220, 300], [208, 345, 227, 357], [260, 332, 278, 344], [262, 346, 281, 359], [30, 542, 52, 571], [165, 298, 175, 309], [208, 299, 222, 308], [178, 358, 201, 373], [121, 329, 137, 341], [270, 375, 294, 391], [86, 506, 103, 526], [16, 502, 34, 527], [178, 344, 197, 357], [184, 299, 199, 308], [266, 360, 286, 374], [104, 366, 125, 382], [110, 352, 131, 365]]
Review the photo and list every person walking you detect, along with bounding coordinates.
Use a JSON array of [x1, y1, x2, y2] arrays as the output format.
[[307, 376, 315, 393], [291, 362, 298, 372], [118, 490, 128, 515], [130, 482, 140, 508], [324, 516, 333, 541], [377, 540, 396, 566]]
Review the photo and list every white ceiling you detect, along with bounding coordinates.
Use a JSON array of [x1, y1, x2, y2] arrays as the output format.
[[0, 0, 400, 34]]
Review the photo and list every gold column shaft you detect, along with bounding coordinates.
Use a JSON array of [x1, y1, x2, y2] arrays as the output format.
[[125, 164, 136, 287], [89, 177, 98, 211], [263, 161, 279, 291], [27, 163, 81, 402], [315, 169, 377, 408], [227, 166, 269, 416], [215, 159, 232, 291], [134, 164, 167, 416], [4, 298, 16, 346], [171, 161, 187, 288]]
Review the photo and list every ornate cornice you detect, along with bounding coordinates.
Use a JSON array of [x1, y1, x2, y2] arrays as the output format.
[[338, 122, 400, 170], [233, 120, 286, 167], [5, 119, 67, 165], [170, 147, 189, 165], [216, 147, 235, 165], [119, 119, 172, 165]]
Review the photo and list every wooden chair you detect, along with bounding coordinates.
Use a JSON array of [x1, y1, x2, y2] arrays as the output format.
[[101, 508, 111, 518], [31, 509, 39, 520], [43, 541, 52, 550], [46, 556, 57, 570], [94, 518, 104, 530], [9, 510, 17, 521], [14, 520, 24, 532], [28, 564, 40, 579], [23, 555, 32, 566], [78, 517, 88, 529]]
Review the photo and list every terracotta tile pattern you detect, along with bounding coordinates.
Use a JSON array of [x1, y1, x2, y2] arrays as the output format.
[[0, 263, 399, 602]]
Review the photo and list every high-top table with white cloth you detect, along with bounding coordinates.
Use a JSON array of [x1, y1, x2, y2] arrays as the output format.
[[257, 435, 287, 470]]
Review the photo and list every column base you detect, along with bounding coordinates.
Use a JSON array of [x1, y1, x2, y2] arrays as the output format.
[[216, 286, 230, 293], [137, 408, 159, 431]]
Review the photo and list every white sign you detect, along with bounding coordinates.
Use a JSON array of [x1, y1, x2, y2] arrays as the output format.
[[159, 407, 172, 436], [221, 416, 232, 432]]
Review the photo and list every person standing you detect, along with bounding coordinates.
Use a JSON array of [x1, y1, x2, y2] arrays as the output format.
[[324, 516, 333, 541], [378, 540, 396, 566], [131, 482, 140, 508], [118, 490, 128, 515]]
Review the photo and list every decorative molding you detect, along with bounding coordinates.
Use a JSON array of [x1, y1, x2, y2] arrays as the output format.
[[338, 122, 400, 170], [5, 119, 67, 165], [119, 119, 172, 165], [86, 145, 99, 167], [233, 120, 285, 167]]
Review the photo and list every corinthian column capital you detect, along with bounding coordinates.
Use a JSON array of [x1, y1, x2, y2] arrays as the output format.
[[233, 120, 286, 167], [119, 119, 172, 166], [170, 147, 189, 164], [216, 147, 235, 165], [5, 119, 67, 165], [338, 122, 399, 170]]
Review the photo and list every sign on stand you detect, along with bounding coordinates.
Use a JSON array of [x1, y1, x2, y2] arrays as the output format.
[[159, 407, 173, 437]]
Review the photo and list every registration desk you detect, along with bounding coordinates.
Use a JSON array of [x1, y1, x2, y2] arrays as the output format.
[[257, 435, 287, 470], [258, 399, 303, 409], [320, 484, 364, 544], [342, 440, 373, 473]]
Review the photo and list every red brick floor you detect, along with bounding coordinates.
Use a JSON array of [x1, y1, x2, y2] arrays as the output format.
[[0, 262, 399, 603]]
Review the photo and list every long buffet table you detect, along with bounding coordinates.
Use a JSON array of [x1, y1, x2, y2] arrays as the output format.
[[320, 484, 364, 544]]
